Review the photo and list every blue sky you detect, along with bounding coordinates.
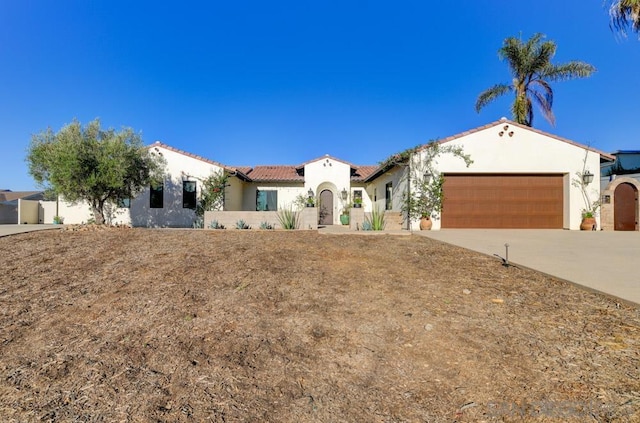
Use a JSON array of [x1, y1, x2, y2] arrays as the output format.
[[1, 1, 638, 191]]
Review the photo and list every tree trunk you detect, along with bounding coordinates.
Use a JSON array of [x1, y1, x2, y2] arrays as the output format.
[[91, 200, 106, 225]]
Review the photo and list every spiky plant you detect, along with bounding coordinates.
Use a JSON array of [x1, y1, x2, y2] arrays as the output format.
[[276, 206, 300, 230], [475, 33, 595, 127]]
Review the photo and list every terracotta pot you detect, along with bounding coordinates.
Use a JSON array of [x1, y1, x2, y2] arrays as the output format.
[[419, 216, 432, 230], [580, 217, 596, 231]]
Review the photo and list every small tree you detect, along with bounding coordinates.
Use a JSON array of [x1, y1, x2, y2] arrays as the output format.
[[381, 142, 473, 227], [27, 118, 165, 225], [195, 170, 229, 217], [571, 149, 600, 219]]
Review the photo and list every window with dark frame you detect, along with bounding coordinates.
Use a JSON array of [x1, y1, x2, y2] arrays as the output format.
[[385, 182, 392, 210], [150, 182, 164, 208], [117, 197, 131, 208], [256, 190, 277, 211], [183, 181, 197, 209]]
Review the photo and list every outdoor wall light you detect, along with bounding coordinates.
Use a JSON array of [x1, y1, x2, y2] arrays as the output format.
[[423, 173, 432, 183], [308, 188, 314, 198], [341, 188, 348, 200], [583, 170, 594, 185]]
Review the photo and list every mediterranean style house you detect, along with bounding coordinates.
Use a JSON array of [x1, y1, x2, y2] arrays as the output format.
[[43, 118, 624, 230]]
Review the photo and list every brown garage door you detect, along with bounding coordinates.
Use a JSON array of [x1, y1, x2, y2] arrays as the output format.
[[441, 174, 564, 229]]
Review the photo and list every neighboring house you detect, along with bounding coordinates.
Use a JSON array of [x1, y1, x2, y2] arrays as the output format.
[[0, 190, 44, 224], [599, 151, 640, 231], [50, 119, 618, 230]]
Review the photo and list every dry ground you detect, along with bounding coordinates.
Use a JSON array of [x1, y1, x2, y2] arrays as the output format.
[[0, 227, 639, 422]]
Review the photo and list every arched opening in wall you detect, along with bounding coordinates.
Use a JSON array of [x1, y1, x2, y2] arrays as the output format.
[[319, 189, 333, 225], [614, 183, 638, 231]]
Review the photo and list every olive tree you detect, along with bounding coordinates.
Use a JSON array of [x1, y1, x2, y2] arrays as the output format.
[[27, 118, 165, 225]]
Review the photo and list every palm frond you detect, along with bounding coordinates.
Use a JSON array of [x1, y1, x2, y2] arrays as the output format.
[[544, 62, 596, 81], [475, 84, 512, 112], [609, 0, 640, 35], [529, 81, 555, 126]]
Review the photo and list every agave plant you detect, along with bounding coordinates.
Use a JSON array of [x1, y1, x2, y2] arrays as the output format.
[[235, 219, 251, 230], [365, 206, 386, 231], [276, 206, 300, 230]]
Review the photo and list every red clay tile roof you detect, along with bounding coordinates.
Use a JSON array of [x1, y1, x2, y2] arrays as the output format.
[[246, 166, 304, 182], [351, 166, 378, 182]]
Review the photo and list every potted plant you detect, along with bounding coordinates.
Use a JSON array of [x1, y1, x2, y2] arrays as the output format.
[[306, 196, 315, 207], [353, 197, 363, 208], [53, 215, 64, 225], [340, 207, 350, 225], [572, 151, 600, 231], [406, 178, 443, 231], [580, 205, 599, 231]]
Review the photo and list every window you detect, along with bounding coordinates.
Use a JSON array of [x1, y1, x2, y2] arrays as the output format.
[[117, 197, 131, 208], [150, 182, 164, 208], [183, 181, 197, 209], [385, 182, 392, 210], [256, 190, 277, 211]]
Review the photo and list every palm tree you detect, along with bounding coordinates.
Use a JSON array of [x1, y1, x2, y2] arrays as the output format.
[[609, 0, 640, 35], [475, 33, 596, 127]]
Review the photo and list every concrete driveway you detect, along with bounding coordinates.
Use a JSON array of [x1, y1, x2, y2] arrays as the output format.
[[418, 229, 640, 306], [0, 224, 61, 237]]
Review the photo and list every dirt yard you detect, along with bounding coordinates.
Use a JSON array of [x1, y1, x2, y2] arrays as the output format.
[[0, 228, 638, 422]]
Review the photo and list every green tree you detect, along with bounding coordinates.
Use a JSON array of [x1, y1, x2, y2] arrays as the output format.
[[27, 118, 165, 225], [609, 0, 640, 35], [475, 33, 596, 127], [195, 170, 229, 217]]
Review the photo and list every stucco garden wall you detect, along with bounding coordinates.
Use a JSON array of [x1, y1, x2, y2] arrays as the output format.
[[18, 199, 40, 224], [204, 207, 318, 230]]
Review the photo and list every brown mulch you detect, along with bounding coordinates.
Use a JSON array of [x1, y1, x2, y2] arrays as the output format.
[[0, 228, 638, 422]]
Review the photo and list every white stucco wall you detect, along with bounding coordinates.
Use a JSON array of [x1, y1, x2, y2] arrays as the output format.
[[241, 183, 305, 211], [51, 143, 225, 227], [304, 156, 357, 224], [411, 122, 601, 230], [366, 166, 405, 213]]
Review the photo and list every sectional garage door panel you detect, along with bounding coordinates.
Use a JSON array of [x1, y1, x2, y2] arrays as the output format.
[[441, 174, 564, 229]]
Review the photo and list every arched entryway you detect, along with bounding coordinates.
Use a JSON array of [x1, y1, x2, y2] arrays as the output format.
[[601, 177, 640, 231], [614, 183, 638, 231], [319, 189, 333, 225]]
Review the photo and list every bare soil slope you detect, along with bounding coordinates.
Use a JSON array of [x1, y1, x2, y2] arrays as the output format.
[[0, 228, 638, 422]]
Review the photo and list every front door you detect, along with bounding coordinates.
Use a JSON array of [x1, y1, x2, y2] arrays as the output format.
[[614, 183, 637, 231], [319, 189, 333, 225]]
